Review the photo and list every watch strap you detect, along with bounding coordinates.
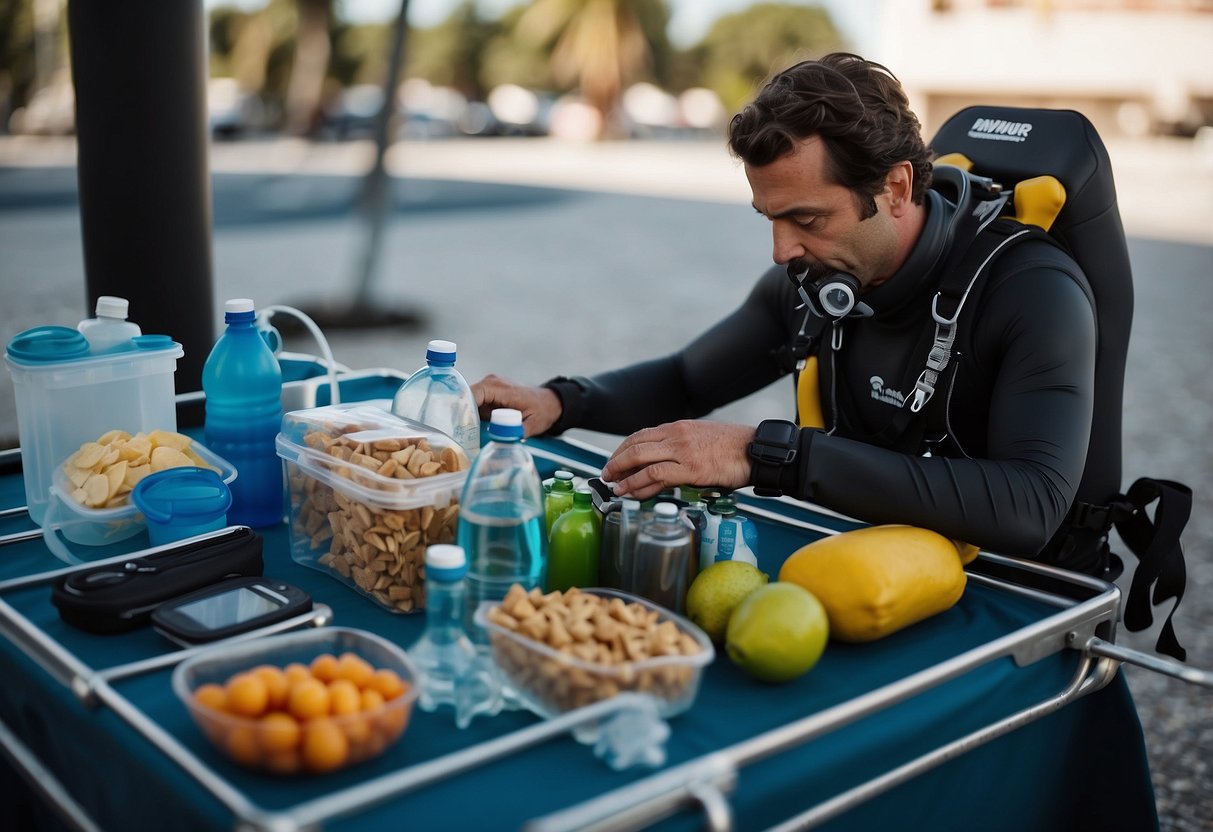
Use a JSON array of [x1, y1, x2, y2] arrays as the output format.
[[749, 419, 800, 497]]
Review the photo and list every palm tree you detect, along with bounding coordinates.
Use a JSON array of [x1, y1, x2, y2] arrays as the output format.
[[515, 0, 660, 137]]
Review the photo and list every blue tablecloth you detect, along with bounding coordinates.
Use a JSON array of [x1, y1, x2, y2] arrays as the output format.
[[0, 427, 1157, 831]]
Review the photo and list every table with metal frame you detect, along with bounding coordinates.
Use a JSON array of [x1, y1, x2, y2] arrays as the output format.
[[0, 369, 1194, 832]]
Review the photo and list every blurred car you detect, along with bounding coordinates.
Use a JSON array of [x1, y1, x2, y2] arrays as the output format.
[[320, 83, 385, 140], [319, 81, 467, 141], [207, 78, 263, 139]]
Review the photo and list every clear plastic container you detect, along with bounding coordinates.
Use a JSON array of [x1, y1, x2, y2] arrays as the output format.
[[4, 326, 183, 527], [173, 627, 420, 775], [276, 403, 470, 613], [41, 440, 236, 562], [475, 587, 714, 719]]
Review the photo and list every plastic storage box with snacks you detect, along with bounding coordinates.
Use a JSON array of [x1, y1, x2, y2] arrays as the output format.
[[276, 404, 471, 613]]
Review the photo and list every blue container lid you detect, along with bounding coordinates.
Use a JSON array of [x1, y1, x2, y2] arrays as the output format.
[[132, 334, 175, 350], [6, 326, 91, 363], [131, 467, 232, 526]]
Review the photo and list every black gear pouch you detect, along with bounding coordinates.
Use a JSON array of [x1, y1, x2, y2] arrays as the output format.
[[51, 527, 264, 634]]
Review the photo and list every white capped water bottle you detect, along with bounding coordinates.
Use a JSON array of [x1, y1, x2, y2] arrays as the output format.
[[77, 296, 141, 354], [392, 339, 480, 462], [202, 298, 283, 528], [457, 408, 546, 643], [408, 544, 502, 728]]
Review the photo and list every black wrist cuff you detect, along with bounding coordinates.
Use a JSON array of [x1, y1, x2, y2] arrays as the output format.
[[541, 376, 591, 436]]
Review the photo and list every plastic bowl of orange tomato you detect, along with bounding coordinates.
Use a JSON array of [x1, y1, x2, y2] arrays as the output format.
[[173, 627, 419, 775]]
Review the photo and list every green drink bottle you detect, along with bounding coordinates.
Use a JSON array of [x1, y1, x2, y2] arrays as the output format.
[[547, 487, 601, 592], [544, 469, 575, 538]]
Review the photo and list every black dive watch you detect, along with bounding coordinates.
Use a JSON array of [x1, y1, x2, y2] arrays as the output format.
[[748, 419, 800, 497]]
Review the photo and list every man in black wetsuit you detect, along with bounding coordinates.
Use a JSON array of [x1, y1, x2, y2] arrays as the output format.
[[471, 53, 1098, 566]]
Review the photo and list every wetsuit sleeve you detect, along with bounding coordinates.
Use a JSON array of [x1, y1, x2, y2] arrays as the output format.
[[789, 262, 1097, 556], [544, 265, 794, 436]]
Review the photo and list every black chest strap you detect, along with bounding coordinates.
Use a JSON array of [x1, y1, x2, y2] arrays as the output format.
[[910, 219, 1042, 414]]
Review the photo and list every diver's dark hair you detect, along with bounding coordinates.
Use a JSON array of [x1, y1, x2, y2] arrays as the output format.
[[728, 53, 933, 218]]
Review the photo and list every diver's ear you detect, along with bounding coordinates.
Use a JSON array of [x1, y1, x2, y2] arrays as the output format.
[[884, 161, 914, 217]]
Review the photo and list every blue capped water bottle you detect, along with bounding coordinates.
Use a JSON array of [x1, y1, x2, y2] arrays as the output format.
[[458, 408, 546, 643], [202, 298, 283, 528], [391, 339, 480, 463]]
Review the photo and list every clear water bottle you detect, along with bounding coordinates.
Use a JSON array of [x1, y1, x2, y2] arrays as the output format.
[[77, 296, 141, 354], [543, 469, 575, 537], [631, 502, 697, 614], [202, 298, 283, 528], [548, 486, 601, 592], [408, 544, 502, 728], [458, 408, 546, 643], [391, 339, 480, 462]]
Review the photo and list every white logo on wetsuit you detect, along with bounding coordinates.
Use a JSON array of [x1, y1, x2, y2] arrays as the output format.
[[967, 118, 1032, 143], [869, 376, 906, 407]]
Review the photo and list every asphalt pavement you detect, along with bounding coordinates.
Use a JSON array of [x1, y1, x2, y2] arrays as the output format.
[[1, 134, 1210, 829]]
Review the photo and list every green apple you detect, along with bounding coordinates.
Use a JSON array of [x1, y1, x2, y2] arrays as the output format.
[[725, 582, 829, 683]]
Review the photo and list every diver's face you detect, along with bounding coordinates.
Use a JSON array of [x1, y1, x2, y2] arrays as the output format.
[[746, 136, 901, 289]]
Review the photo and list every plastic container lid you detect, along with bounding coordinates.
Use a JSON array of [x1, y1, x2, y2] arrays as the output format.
[[488, 408, 524, 440], [554, 470, 574, 482], [95, 296, 130, 319], [132, 334, 175, 350], [425, 339, 456, 363], [5, 326, 92, 363], [426, 544, 468, 581], [654, 501, 679, 518], [131, 466, 233, 526], [225, 298, 255, 314]]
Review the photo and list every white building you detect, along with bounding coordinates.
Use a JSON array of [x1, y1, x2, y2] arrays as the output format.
[[867, 0, 1213, 138]]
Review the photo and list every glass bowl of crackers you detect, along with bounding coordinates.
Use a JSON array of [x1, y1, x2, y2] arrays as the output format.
[[476, 586, 714, 719]]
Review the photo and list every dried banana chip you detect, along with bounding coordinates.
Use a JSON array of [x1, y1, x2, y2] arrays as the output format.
[[82, 473, 110, 508], [74, 442, 106, 469], [150, 445, 192, 472], [147, 429, 192, 451]]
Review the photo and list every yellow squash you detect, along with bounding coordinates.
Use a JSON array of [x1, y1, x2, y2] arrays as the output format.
[[778, 525, 970, 642]]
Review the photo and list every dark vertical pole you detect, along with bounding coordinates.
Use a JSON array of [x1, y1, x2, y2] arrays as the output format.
[[352, 0, 411, 306], [67, 0, 215, 394]]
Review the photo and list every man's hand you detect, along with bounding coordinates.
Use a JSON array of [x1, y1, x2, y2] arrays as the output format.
[[470, 375, 562, 438], [601, 420, 755, 501]]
